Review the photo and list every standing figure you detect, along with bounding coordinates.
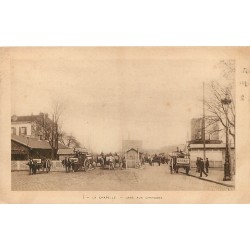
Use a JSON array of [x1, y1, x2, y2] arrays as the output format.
[[62, 157, 67, 172], [205, 158, 209, 173], [196, 157, 200, 173], [27, 159, 34, 175], [199, 158, 208, 177], [169, 157, 174, 174]]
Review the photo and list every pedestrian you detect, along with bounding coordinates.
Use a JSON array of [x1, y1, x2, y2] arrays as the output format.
[[169, 157, 173, 174], [27, 158, 34, 175], [196, 157, 200, 173], [199, 158, 208, 177], [63, 157, 67, 172], [205, 158, 209, 173]]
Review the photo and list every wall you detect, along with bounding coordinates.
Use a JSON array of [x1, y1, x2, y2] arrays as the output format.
[[189, 148, 235, 170], [11, 160, 65, 171], [11, 140, 29, 160], [125, 150, 139, 168], [11, 122, 32, 136]]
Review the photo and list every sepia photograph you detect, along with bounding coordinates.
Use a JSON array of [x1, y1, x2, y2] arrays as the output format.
[[8, 47, 237, 192], [1, 3, 250, 250]]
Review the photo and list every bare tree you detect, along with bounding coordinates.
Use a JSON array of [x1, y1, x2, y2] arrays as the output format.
[[49, 101, 66, 159], [205, 60, 235, 145], [61, 133, 81, 148]]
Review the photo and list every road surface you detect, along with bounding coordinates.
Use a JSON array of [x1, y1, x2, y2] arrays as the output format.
[[11, 164, 234, 191]]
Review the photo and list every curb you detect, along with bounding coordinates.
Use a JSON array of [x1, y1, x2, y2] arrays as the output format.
[[179, 171, 235, 188]]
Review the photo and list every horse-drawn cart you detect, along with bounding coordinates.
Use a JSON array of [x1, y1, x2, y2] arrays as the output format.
[[27, 158, 51, 175], [67, 155, 90, 172], [170, 151, 190, 174]]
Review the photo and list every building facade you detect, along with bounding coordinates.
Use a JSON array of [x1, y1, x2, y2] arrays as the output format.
[[11, 135, 68, 160], [191, 118, 220, 141], [189, 117, 235, 171], [188, 143, 235, 170], [11, 113, 51, 139], [125, 148, 140, 168]]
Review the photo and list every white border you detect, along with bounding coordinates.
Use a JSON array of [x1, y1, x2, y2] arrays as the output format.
[[1, 1, 250, 250]]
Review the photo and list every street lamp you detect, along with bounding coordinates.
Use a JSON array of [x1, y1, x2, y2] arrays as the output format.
[[221, 92, 232, 181]]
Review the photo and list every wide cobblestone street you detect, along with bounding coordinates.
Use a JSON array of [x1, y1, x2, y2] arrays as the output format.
[[11, 164, 234, 191]]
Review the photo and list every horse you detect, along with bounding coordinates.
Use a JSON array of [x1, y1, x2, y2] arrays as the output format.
[[152, 155, 161, 166], [86, 155, 96, 170], [95, 155, 105, 167], [146, 156, 153, 166], [139, 154, 145, 165], [104, 155, 115, 170], [114, 154, 122, 169], [62, 158, 73, 173]]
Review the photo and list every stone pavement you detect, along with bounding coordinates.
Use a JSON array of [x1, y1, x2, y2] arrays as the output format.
[[11, 164, 234, 191], [180, 168, 235, 188]]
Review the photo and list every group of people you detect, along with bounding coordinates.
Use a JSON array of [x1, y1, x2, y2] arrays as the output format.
[[196, 157, 209, 177], [27, 157, 51, 175]]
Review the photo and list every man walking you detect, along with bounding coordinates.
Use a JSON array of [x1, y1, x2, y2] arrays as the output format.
[[196, 157, 200, 173], [169, 157, 173, 174], [205, 158, 209, 174], [199, 158, 208, 177]]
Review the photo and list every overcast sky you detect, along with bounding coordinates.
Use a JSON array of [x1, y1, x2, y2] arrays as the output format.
[[11, 47, 228, 152]]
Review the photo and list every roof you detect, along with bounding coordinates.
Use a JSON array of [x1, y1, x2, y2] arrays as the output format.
[[74, 147, 88, 153], [57, 148, 75, 155], [11, 135, 68, 150], [11, 114, 52, 123], [126, 148, 139, 153], [189, 143, 235, 149]]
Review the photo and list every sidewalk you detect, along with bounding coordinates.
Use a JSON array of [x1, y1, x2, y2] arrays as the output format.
[[180, 168, 235, 188]]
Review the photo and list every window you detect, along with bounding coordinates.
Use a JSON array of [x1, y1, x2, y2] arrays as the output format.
[[19, 127, 27, 135], [11, 127, 16, 135]]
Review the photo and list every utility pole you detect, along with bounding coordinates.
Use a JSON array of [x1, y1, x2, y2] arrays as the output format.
[[43, 113, 45, 139], [51, 114, 55, 159], [203, 82, 206, 161]]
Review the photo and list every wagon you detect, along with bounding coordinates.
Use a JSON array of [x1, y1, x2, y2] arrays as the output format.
[[152, 155, 161, 166], [170, 151, 190, 175], [32, 158, 51, 173], [68, 155, 90, 172]]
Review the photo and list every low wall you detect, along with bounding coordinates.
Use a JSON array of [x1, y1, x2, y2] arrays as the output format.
[[11, 160, 65, 172], [190, 160, 223, 169]]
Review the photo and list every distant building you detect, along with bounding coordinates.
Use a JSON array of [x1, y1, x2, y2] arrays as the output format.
[[189, 117, 235, 169], [57, 147, 88, 161], [125, 148, 140, 168], [191, 118, 220, 142], [57, 148, 76, 161], [122, 140, 142, 152], [11, 113, 52, 139]]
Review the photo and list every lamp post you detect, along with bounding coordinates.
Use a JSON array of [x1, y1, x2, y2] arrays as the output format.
[[221, 92, 232, 181]]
